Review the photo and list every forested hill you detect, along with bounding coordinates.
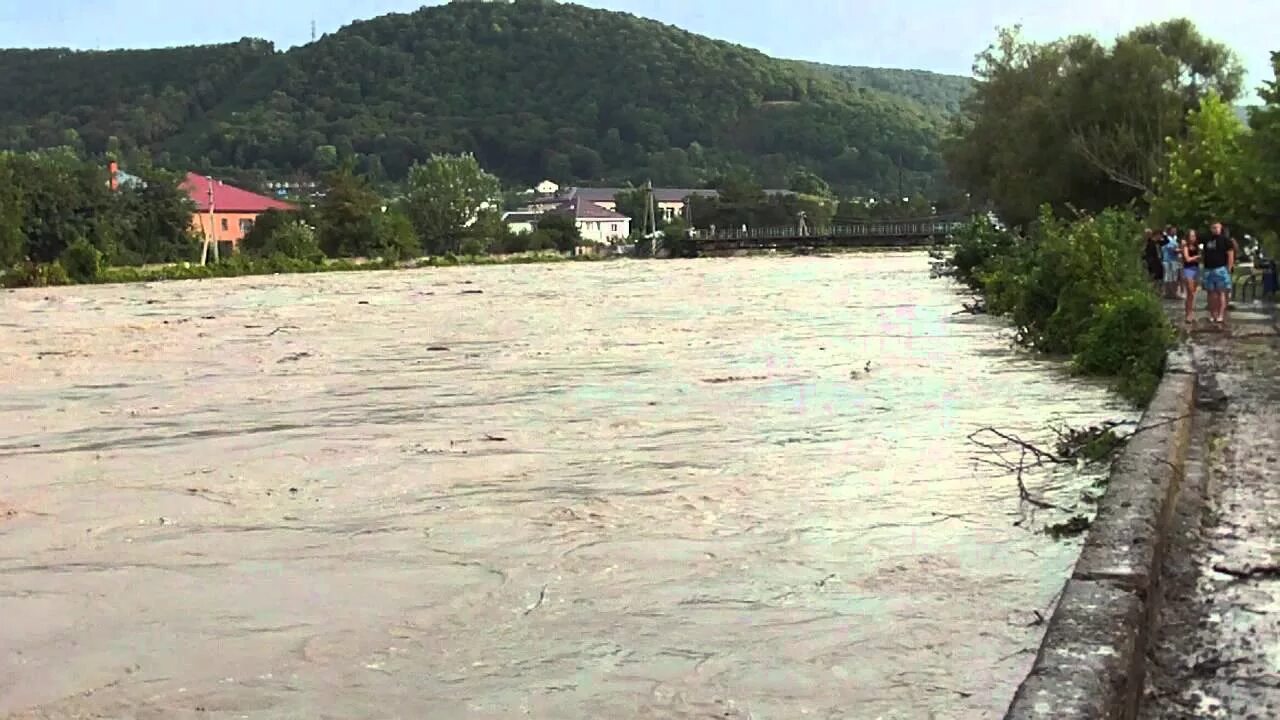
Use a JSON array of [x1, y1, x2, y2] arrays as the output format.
[[802, 63, 973, 115], [0, 1, 954, 195], [0, 40, 274, 155]]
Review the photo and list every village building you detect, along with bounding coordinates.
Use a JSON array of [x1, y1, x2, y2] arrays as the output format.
[[180, 174, 296, 256], [500, 211, 542, 235], [502, 198, 631, 245], [108, 164, 296, 256], [561, 197, 630, 244], [523, 183, 796, 225]]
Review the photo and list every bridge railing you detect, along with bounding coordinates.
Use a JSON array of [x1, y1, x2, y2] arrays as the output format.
[[696, 216, 968, 242]]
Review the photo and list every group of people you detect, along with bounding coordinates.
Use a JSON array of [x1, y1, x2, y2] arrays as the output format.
[[1144, 222, 1239, 325]]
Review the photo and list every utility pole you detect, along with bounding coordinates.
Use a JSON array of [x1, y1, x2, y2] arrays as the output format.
[[643, 180, 659, 257], [201, 177, 219, 265]]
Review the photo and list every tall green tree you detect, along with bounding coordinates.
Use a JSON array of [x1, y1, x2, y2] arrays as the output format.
[[240, 208, 302, 257], [788, 169, 832, 198], [946, 20, 1242, 226], [316, 163, 383, 258], [613, 187, 651, 235], [114, 166, 199, 264], [10, 148, 108, 263], [1244, 52, 1280, 238], [372, 206, 421, 261], [534, 212, 582, 254], [405, 153, 501, 255], [0, 154, 25, 266], [1150, 92, 1246, 229]]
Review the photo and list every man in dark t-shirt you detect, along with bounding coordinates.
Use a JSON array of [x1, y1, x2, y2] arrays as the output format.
[[1201, 221, 1237, 324]]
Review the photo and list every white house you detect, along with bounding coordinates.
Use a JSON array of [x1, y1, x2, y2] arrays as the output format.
[[534, 179, 559, 196], [502, 211, 541, 235], [501, 199, 630, 244], [565, 198, 631, 244]]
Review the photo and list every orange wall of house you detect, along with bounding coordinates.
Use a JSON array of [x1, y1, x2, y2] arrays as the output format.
[[191, 212, 261, 246]]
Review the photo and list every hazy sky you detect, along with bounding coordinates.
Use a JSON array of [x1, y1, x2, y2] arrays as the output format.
[[1, 0, 1275, 91]]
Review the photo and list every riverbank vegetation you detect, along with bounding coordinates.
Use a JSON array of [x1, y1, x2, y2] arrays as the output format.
[[3, 248, 596, 290], [949, 210, 1174, 404], [944, 20, 1280, 404], [949, 20, 1280, 250], [0, 150, 602, 289]]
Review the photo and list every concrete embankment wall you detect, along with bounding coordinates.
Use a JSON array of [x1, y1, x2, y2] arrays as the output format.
[[1003, 346, 1198, 719]]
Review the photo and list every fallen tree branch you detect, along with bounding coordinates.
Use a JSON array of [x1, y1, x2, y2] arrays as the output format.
[[1212, 564, 1280, 582], [1122, 413, 1193, 441], [1016, 449, 1074, 513]]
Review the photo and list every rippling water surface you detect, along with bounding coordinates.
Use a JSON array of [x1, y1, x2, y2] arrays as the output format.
[[0, 254, 1128, 719]]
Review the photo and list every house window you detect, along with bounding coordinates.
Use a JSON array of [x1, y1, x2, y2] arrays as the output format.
[[220, 218, 229, 232], [611, 223, 618, 233], [239, 219, 254, 234]]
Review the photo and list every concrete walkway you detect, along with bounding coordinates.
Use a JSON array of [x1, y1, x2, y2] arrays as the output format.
[[1142, 299, 1280, 718]]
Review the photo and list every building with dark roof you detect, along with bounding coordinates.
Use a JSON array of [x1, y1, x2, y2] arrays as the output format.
[[526, 184, 795, 223], [505, 197, 632, 244]]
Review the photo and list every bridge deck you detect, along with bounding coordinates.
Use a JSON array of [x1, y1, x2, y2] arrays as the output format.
[[693, 218, 966, 252]]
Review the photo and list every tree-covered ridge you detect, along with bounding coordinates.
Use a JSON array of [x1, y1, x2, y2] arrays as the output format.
[[945, 19, 1247, 227], [800, 62, 973, 115], [0, 1, 955, 196], [0, 39, 275, 157], [183, 0, 950, 193]]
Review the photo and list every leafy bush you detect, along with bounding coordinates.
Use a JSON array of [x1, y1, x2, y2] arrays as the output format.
[[1075, 290, 1173, 404], [239, 209, 301, 257], [2, 261, 71, 288], [527, 230, 557, 252], [458, 238, 486, 257], [60, 240, 102, 283], [499, 231, 532, 254], [534, 212, 581, 253], [944, 206, 1174, 405], [373, 209, 421, 261], [262, 221, 325, 263], [947, 217, 1018, 291]]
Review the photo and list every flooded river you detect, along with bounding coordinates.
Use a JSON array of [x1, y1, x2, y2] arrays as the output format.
[[0, 254, 1128, 719]]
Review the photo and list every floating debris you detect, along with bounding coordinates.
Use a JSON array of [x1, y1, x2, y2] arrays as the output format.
[[702, 375, 768, 384]]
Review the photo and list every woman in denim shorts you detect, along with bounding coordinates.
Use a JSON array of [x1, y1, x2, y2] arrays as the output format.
[[1181, 229, 1202, 324]]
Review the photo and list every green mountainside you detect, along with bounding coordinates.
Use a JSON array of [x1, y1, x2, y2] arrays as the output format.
[[0, 40, 274, 155], [0, 1, 969, 195], [801, 62, 973, 115]]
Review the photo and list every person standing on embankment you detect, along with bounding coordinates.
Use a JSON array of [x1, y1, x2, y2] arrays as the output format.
[[1162, 228, 1183, 299], [1181, 229, 1202, 324], [1144, 229, 1165, 291], [1201, 221, 1238, 325]]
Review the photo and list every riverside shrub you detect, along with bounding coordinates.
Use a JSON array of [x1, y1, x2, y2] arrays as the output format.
[[60, 239, 102, 283], [946, 206, 1174, 405]]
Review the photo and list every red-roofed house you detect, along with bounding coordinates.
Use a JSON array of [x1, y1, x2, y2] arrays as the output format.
[[181, 173, 297, 255]]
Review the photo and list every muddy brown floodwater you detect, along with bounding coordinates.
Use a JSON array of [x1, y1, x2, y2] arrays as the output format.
[[1, 254, 1129, 720]]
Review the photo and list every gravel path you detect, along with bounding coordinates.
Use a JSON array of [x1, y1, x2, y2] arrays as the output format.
[[1142, 303, 1280, 718]]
